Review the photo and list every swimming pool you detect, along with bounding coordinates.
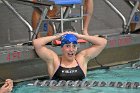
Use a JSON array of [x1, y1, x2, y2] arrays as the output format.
[[12, 60, 140, 93]]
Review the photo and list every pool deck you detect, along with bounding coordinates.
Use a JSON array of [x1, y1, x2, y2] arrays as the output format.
[[0, 0, 140, 82]]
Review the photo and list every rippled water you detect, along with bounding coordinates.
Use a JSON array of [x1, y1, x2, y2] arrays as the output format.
[[12, 61, 140, 93]]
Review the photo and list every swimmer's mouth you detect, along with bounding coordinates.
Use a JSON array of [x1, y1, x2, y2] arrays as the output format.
[[68, 53, 74, 56]]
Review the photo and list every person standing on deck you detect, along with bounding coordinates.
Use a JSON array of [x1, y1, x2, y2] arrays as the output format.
[[32, 0, 94, 37], [130, 2, 140, 33]]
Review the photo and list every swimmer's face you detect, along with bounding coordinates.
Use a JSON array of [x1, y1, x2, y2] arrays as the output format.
[[61, 43, 78, 61]]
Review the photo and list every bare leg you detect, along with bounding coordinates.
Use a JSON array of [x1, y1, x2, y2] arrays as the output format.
[[130, 4, 140, 32], [130, 23, 136, 32], [83, 0, 93, 35], [32, 8, 42, 38]]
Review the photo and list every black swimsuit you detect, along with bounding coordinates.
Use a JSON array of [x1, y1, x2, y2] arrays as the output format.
[[51, 59, 85, 81]]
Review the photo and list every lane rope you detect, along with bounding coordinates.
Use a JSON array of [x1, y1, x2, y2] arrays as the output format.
[[27, 80, 140, 89]]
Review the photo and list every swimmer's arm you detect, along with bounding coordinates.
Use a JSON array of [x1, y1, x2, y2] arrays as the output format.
[[77, 34, 107, 62], [33, 35, 60, 62], [33, 32, 68, 62], [33, 35, 60, 46], [33, 32, 69, 47]]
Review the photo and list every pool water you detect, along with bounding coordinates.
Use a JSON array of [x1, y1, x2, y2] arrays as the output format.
[[12, 61, 140, 93]]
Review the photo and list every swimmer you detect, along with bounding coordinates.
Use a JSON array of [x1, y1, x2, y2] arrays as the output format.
[[33, 31, 107, 81]]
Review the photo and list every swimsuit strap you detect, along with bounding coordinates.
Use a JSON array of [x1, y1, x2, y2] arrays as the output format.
[[60, 57, 62, 66], [75, 59, 79, 66]]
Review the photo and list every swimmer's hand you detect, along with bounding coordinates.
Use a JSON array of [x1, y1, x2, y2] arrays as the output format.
[[61, 31, 79, 38], [54, 31, 78, 39], [0, 79, 13, 93]]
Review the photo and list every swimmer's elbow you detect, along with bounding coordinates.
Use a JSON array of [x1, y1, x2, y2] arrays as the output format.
[[33, 39, 37, 46], [33, 39, 41, 49], [99, 38, 107, 48], [102, 38, 107, 46]]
